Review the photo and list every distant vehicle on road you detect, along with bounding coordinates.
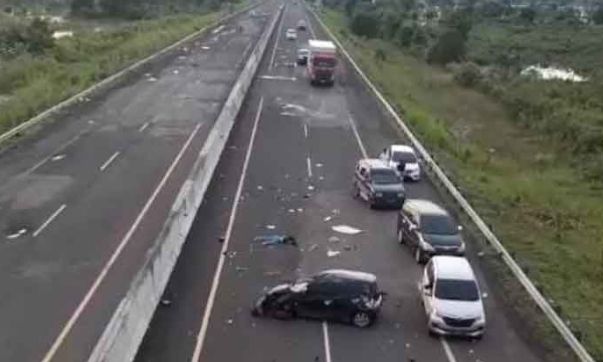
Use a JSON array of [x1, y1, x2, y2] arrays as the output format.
[[252, 269, 384, 328], [297, 48, 309, 65], [353, 158, 406, 209], [285, 28, 297, 40], [297, 19, 307, 30], [419, 256, 486, 338], [379, 144, 421, 181], [307, 39, 337, 86], [397, 199, 465, 263]]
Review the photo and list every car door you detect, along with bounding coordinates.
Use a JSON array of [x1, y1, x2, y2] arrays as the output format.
[[295, 281, 334, 320], [408, 212, 421, 248], [421, 261, 435, 316]]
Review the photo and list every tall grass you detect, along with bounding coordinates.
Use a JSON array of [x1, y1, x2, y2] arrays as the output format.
[[0, 11, 219, 134]]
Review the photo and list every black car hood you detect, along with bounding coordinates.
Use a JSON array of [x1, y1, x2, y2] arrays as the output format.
[[423, 233, 462, 248]]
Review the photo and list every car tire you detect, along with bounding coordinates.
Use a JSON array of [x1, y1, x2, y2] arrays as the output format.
[[428, 328, 438, 338], [272, 303, 295, 320], [352, 184, 360, 199], [397, 229, 405, 244], [351, 311, 373, 328], [415, 247, 424, 264]]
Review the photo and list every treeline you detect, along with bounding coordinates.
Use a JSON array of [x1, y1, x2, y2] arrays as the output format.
[[71, 0, 237, 18]]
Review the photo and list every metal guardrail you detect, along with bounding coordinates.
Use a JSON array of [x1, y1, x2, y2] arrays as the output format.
[[308, 6, 595, 362], [0, 2, 261, 146]]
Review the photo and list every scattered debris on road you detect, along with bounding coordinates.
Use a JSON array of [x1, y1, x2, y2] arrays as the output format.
[[254, 235, 298, 247], [308, 244, 319, 252], [6, 228, 27, 240], [327, 250, 340, 257], [265, 225, 276, 230], [51, 154, 65, 162], [332, 225, 362, 235], [328, 236, 340, 243], [160, 298, 172, 307]]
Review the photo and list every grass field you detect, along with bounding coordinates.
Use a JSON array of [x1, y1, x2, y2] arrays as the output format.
[[468, 22, 603, 76], [0, 7, 234, 135], [319, 9, 603, 361]]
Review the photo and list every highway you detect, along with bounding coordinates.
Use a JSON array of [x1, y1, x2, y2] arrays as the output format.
[[0, 4, 274, 361], [136, 2, 547, 362]]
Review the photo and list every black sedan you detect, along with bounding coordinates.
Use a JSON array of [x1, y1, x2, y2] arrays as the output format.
[[252, 269, 384, 328]]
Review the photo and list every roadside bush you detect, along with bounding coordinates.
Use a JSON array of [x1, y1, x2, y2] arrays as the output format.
[[0, 18, 54, 57], [350, 10, 379, 38], [592, 8, 603, 25], [397, 24, 414, 47], [427, 29, 465, 65], [453, 62, 482, 87]]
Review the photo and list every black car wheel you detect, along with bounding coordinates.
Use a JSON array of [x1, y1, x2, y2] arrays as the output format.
[[271, 303, 295, 320], [351, 311, 373, 328]]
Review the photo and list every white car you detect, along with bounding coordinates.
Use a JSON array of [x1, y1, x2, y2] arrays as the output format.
[[379, 144, 421, 181], [419, 256, 486, 338], [285, 28, 297, 40]]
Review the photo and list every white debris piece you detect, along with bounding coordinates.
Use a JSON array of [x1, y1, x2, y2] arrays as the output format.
[[51, 154, 65, 161], [6, 228, 27, 240], [52, 30, 73, 39], [332, 225, 362, 235], [327, 250, 340, 257], [148, 77, 158, 82], [307, 185, 315, 191], [323, 216, 332, 222], [201, 46, 211, 50], [266, 225, 276, 230], [521, 65, 587, 82]]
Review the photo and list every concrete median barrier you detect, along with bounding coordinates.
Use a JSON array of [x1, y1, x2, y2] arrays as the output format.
[[86, 5, 284, 362]]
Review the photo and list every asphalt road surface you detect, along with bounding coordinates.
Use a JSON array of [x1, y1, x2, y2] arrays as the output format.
[[136, 2, 547, 362], [0, 4, 275, 361]]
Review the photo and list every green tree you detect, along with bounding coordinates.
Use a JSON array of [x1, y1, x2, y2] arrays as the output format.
[[70, 0, 95, 14], [519, 7, 536, 23], [350, 10, 379, 37], [397, 24, 414, 47], [426, 29, 465, 64], [446, 10, 472, 39], [592, 8, 603, 24]]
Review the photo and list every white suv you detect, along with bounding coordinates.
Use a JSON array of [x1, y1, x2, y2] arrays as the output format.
[[379, 145, 421, 181], [419, 256, 486, 338]]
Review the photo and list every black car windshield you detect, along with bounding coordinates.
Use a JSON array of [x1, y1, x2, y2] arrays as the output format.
[[371, 169, 400, 184], [421, 214, 457, 235], [392, 151, 416, 163], [435, 279, 479, 301]]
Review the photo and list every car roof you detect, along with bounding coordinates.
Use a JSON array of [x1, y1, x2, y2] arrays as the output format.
[[390, 144, 416, 154], [318, 269, 377, 283], [404, 199, 448, 216], [432, 256, 475, 281], [358, 158, 390, 170]]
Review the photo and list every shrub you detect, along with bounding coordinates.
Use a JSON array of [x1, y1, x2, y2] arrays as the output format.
[[427, 29, 465, 65], [350, 10, 379, 38], [453, 62, 482, 87]]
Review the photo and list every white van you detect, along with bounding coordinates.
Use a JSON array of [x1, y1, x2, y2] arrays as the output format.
[[419, 256, 486, 338]]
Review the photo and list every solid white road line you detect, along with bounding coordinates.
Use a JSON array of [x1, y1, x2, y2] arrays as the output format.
[[33, 204, 67, 238], [41, 123, 202, 362], [441, 338, 458, 362], [269, 5, 286, 70], [99, 151, 121, 172], [259, 75, 297, 81], [347, 116, 368, 158], [189, 97, 264, 362], [303, 123, 308, 138], [138, 122, 150, 132], [322, 321, 333, 362], [306, 156, 313, 178]]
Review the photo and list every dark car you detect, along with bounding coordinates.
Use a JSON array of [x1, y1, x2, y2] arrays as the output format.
[[297, 48, 309, 65], [252, 269, 384, 328], [353, 159, 406, 209], [297, 20, 307, 30], [396, 199, 465, 263]]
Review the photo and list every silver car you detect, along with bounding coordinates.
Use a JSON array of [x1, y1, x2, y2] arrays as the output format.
[[419, 256, 486, 338]]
